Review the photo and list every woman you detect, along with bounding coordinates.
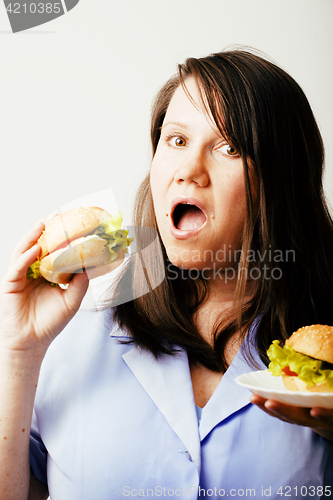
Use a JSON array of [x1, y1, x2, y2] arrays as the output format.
[[0, 49, 332, 500]]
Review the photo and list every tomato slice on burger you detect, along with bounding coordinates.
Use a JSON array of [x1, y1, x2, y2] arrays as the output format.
[[282, 366, 298, 377]]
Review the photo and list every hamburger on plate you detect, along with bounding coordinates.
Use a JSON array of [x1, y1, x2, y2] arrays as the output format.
[[267, 325, 333, 392]]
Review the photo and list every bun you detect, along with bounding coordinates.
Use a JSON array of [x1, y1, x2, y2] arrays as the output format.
[[85, 248, 126, 280], [281, 324, 333, 393], [37, 207, 125, 285], [39, 235, 113, 284], [281, 374, 331, 393], [286, 324, 333, 364], [38, 206, 111, 259]]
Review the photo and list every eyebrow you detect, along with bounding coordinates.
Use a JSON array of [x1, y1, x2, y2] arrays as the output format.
[[161, 121, 190, 130]]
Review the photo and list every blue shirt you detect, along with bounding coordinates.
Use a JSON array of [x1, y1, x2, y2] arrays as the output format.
[[30, 309, 333, 499]]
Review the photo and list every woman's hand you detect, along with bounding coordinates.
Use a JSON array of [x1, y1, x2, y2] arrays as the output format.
[[0, 218, 89, 355], [0, 217, 89, 500], [250, 394, 333, 442]]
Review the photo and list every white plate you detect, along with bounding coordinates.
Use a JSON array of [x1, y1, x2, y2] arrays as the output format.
[[235, 370, 333, 408]]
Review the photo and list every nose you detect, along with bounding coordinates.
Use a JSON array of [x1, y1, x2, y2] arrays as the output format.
[[173, 151, 209, 187]]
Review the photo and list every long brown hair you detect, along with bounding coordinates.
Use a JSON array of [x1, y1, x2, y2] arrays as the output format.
[[112, 49, 333, 372]]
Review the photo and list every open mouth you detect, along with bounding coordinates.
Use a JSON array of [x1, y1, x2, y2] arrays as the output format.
[[172, 201, 207, 232]]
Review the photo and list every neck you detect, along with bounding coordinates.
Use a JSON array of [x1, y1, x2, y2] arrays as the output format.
[[193, 275, 256, 347]]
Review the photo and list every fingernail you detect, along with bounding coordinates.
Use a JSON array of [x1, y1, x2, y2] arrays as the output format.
[[34, 220, 45, 230]]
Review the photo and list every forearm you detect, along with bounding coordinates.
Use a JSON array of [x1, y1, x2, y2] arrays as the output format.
[[0, 347, 45, 500], [0, 217, 89, 499]]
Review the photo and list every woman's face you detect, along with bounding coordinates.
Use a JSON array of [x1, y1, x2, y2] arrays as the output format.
[[150, 78, 250, 272]]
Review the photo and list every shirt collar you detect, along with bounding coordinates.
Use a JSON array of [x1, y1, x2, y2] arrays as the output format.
[[109, 321, 132, 339], [198, 316, 266, 440], [110, 315, 265, 444]]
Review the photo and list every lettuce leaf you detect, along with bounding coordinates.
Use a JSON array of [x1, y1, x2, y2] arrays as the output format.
[[92, 211, 134, 262], [267, 340, 333, 390], [26, 259, 57, 286], [26, 259, 41, 279]]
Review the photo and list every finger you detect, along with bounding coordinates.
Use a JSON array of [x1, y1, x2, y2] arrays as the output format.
[[10, 221, 45, 265], [250, 395, 309, 424], [251, 395, 333, 424], [250, 395, 292, 423], [261, 400, 333, 433], [251, 396, 333, 441], [309, 408, 333, 440], [10, 211, 59, 265], [4, 244, 41, 290], [310, 407, 333, 422], [250, 394, 267, 406], [262, 399, 313, 426], [62, 271, 89, 316]]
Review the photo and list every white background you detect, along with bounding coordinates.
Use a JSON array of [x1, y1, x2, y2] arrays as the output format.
[[0, 0, 332, 280]]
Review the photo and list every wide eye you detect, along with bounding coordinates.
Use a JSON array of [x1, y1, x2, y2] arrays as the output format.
[[219, 144, 239, 157], [169, 135, 186, 147]]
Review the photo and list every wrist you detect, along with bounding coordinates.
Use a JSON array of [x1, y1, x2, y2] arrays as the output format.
[[0, 344, 47, 378]]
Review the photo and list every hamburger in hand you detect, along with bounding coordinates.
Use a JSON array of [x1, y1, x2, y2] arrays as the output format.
[[27, 207, 133, 285], [267, 325, 333, 392]]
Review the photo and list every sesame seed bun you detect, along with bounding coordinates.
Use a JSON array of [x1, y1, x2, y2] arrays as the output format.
[[38, 206, 111, 259], [285, 324, 333, 365]]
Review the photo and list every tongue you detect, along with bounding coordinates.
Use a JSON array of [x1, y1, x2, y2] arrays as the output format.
[[177, 205, 206, 231]]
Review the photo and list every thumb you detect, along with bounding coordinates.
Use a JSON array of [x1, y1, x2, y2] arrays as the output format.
[[63, 271, 89, 315]]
